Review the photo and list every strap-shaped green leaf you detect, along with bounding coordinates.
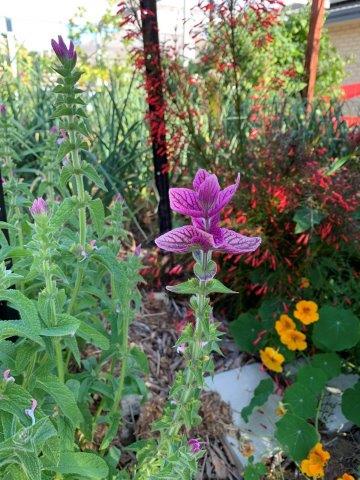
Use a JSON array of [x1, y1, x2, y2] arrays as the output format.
[[88, 198, 105, 238], [53, 452, 109, 478]]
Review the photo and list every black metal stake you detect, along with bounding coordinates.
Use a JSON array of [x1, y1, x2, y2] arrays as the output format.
[[140, 0, 172, 234]]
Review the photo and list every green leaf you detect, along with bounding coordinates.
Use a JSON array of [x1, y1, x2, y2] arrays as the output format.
[[40, 314, 80, 337], [82, 163, 107, 191], [166, 279, 199, 295], [241, 378, 274, 422], [54, 452, 109, 478], [229, 313, 262, 353], [0, 320, 43, 345], [129, 346, 149, 374], [56, 140, 74, 162], [283, 383, 318, 419], [312, 306, 360, 351], [326, 155, 350, 176], [293, 207, 324, 234], [50, 197, 76, 229], [244, 462, 267, 480], [296, 365, 328, 395], [341, 381, 360, 427], [77, 322, 110, 350], [100, 412, 121, 451], [310, 353, 342, 380], [16, 450, 42, 480], [36, 376, 83, 427], [275, 414, 319, 462], [205, 279, 237, 294], [89, 198, 105, 238], [0, 289, 40, 330], [59, 165, 75, 189]]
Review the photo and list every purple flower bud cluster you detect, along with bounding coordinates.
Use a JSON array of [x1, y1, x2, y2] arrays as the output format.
[[51, 35, 77, 64], [0, 104, 7, 116], [188, 438, 202, 453], [29, 198, 48, 217], [155, 169, 261, 255]]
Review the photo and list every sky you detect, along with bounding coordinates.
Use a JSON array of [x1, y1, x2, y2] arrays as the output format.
[[0, 0, 110, 52]]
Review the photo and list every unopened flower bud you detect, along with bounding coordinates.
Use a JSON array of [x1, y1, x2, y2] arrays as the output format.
[[0, 104, 7, 116], [51, 35, 77, 65], [29, 198, 48, 217]]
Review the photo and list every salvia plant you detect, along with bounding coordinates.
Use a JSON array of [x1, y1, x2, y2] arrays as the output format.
[[134, 170, 261, 479], [0, 37, 146, 479]]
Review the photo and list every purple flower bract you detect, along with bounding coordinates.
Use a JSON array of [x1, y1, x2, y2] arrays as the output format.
[[155, 169, 261, 255]]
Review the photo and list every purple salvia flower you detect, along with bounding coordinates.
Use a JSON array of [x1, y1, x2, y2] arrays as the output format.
[[156, 225, 216, 253], [3, 369, 15, 382], [114, 192, 124, 203], [25, 398, 37, 426], [188, 438, 202, 453], [169, 170, 240, 219], [51, 35, 77, 64], [156, 169, 261, 255], [176, 343, 186, 354], [29, 198, 48, 217], [0, 104, 7, 116], [49, 125, 58, 134]]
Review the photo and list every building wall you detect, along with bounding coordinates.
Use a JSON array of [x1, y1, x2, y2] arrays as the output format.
[[326, 18, 360, 84]]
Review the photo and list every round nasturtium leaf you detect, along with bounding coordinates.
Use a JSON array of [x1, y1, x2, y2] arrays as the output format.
[[341, 381, 360, 427], [229, 313, 262, 353], [310, 353, 342, 380], [275, 414, 319, 462], [296, 366, 328, 395], [312, 306, 360, 352], [283, 383, 318, 420]]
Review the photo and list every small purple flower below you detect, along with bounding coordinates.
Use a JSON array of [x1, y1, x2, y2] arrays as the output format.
[[3, 369, 15, 382], [0, 104, 7, 116], [155, 169, 261, 255], [188, 438, 202, 454], [29, 198, 48, 217], [51, 35, 77, 64], [25, 398, 37, 426]]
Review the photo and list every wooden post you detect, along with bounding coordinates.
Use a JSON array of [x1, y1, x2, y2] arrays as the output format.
[[140, 0, 172, 234], [303, 0, 326, 110]]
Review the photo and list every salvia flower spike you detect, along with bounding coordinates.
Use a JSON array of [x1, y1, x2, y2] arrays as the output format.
[[29, 198, 48, 217], [156, 169, 261, 254], [51, 35, 77, 65]]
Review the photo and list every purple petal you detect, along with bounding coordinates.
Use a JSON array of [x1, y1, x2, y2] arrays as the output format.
[[169, 188, 203, 218], [155, 226, 215, 253], [218, 228, 261, 254], [209, 173, 240, 216], [197, 174, 220, 212], [193, 169, 211, 191]]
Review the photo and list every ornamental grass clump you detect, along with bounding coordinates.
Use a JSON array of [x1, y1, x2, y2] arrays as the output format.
[[134, 170, 261, 479]]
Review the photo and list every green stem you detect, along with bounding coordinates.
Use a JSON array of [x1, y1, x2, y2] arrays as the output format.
[[67, 266, 84, 315], [44, 262, 65, 382]]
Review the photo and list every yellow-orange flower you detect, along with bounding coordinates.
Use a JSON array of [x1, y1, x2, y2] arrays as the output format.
[[294, 300, 319, 325], [300, 443, 330, 478], [275, 402, 287, 416], [275, 314, 296, 336], [300, 277, 310, 288], [337, 475, 355, 480], [260, 347, 285, 373], [280, 329, 307, 351]]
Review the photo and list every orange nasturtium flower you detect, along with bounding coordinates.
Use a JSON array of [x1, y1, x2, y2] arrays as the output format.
[[275, 314, 296, 336], [294, 300, 319, 325], [280, 329, 307, 351], [300, 443, 330, 478], [337, 475, 355, 480], [260, 347, 285, 373]]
